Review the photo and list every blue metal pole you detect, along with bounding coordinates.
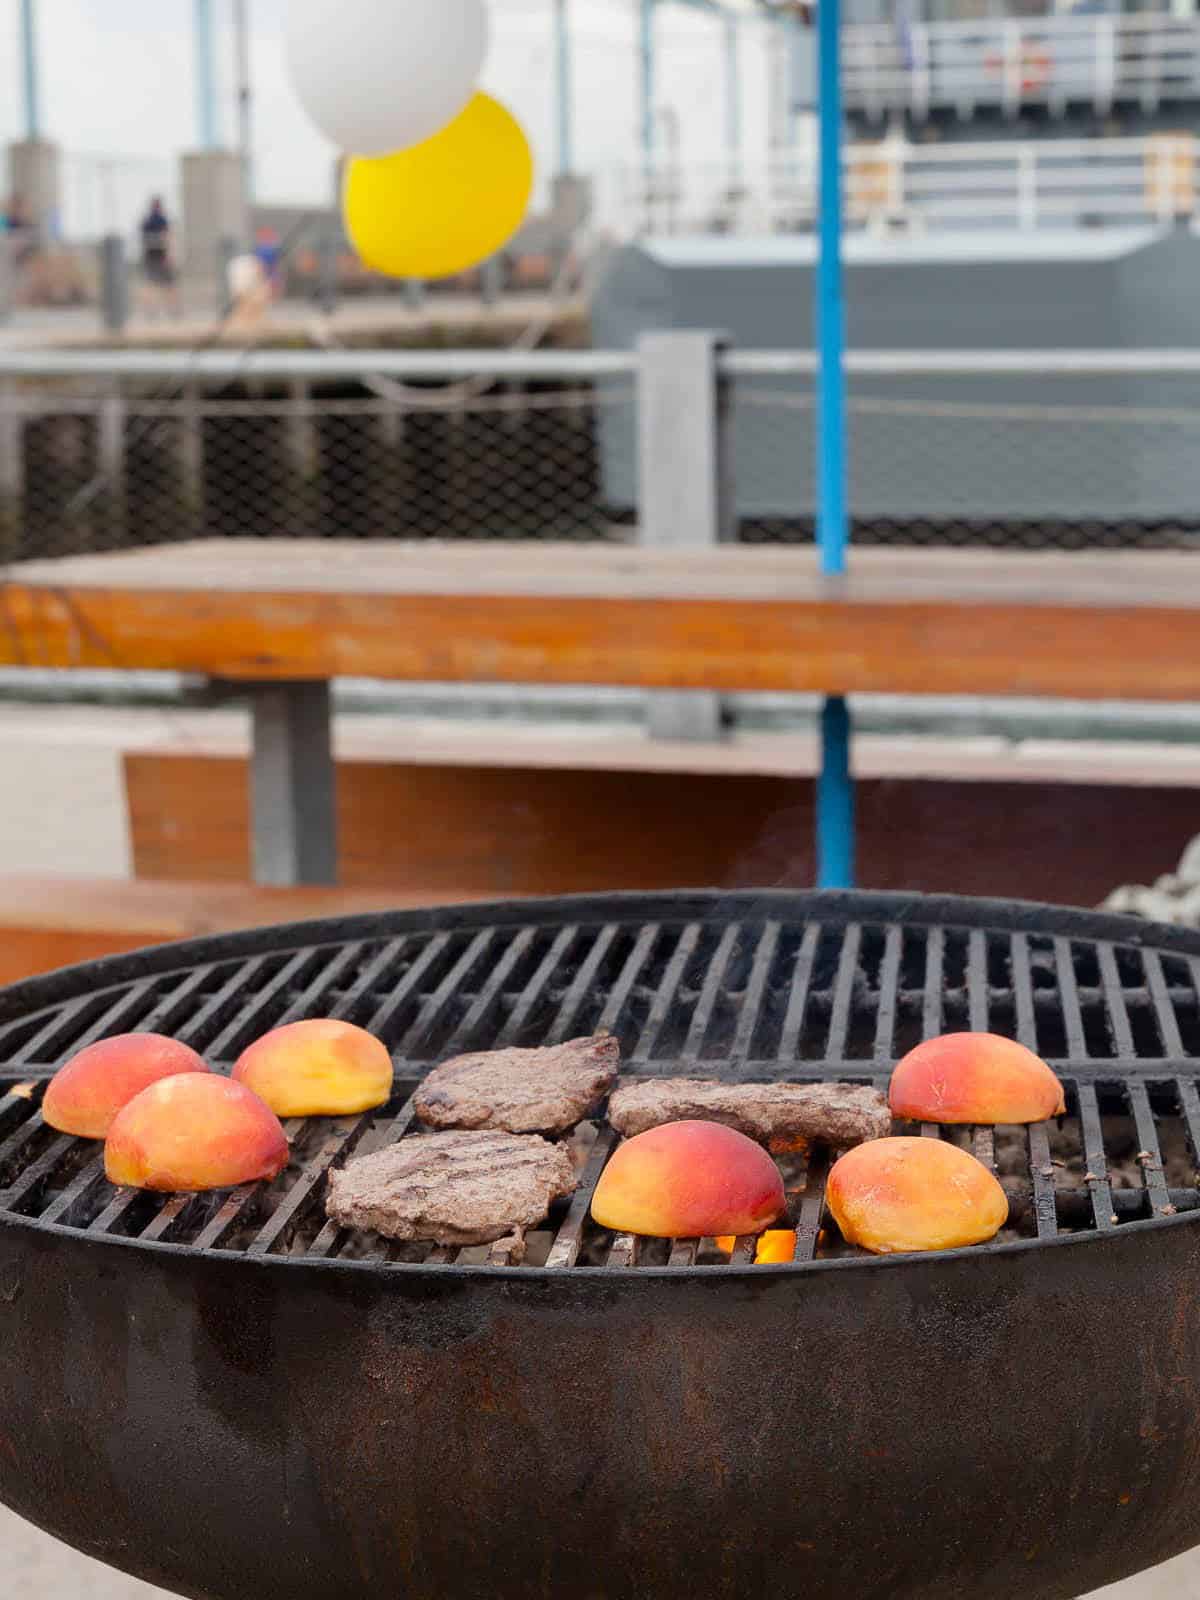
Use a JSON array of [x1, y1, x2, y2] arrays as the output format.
[[554, 0, 574, 177], [195, 0, 219, 151], [816, 0, 855, 890], [724, 13, 742, 183], [19, 0, 40, 142], [639, 0, 657, 166]]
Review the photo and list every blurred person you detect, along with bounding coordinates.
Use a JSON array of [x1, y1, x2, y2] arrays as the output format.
[[226, 250, 272, 333], [139, 195, 181, 318], [254, 225, 284, 300]]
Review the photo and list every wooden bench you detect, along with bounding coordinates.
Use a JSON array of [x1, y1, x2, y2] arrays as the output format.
[[120, 722, 1200, 910], [5, 538, 1200, 888], [0, 877, 497, 986]]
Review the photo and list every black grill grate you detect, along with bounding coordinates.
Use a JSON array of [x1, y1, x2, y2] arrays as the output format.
[[3, 892, 1200, 1272]]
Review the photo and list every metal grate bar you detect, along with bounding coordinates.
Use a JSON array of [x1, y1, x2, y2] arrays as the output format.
[[728, 1236, 757, 1265], [631, 924, 702, 1063], [45, 980, 163, 1061], [6, 994, 125, 1068], [779, 923, 821, 1062], [206, 950, 328, 1061], [683, 924, 741, 1058], [547, 925, 620, 1043], [0, 1106, 48, 1169], [1053, 937, 1087, 1060], [138, 966, 221, 1038], [0, 1132, 77, 1208], [967, 930, 989, 1031], [140, 1195, 196, 1244], [425, 1246, 455, 1265], [1073, 1080, 1116, 1231], [496, 925, 578, 1047], [825, 924, 862, 1062], [972, 1126, 996, 1171], [1126, 1081, 1172, 1215], [1097, 946, 1136, 1059], [174, 957, 271, 1049], [607, 1233, 639, 1267], [1144, 953, 1185, 1057], [87, 1184, 146, 1237], [1175, 1076, 1200, 1173], [306, 1095, 421, 1259], [1027, 1122, 1059, 1238], [328, 937, 412, 1025], [437, 929, 539, 1059], [274, 943, 370, 1030], [248, 1115, 373, 1257], [38, 1154, 106, 1226], [732, 921, 780, 1060], [793, 1148, 830, 1262], [545, 1126, 617, 1269], [362, 934, 453, 1038], [923, 927, 945, 1037], [1011, 934, 1039, 1052], [0, 1087, 37, 1139], [873, 925, 902, 1063], [921, 1122, 941, 1139], [394, 931, 497, 1058], [669, 1238, 700, 1266]]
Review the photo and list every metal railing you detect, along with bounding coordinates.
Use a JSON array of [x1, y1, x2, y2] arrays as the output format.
[[619, 133, 1197, 235], [2, 338, 1200, 741], [842, 12, 1200, 120]]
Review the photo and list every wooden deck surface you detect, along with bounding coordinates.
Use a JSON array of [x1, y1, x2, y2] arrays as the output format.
[[3, 540, 1200, 699]]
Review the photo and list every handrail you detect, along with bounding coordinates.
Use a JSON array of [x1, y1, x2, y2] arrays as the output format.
[[1, 346, 1200, 381]]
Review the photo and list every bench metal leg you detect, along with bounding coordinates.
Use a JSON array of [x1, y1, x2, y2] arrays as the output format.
[[250, 681, 337, 887]]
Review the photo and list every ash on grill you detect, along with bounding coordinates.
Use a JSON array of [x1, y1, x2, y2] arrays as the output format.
[[2, 911, 1200, 1269]]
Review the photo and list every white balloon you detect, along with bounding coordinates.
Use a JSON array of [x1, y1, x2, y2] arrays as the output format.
[[285, 0, 490, 156]]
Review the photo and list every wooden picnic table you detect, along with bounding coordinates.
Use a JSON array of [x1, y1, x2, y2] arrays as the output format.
[[3, 538, 1199, 884]]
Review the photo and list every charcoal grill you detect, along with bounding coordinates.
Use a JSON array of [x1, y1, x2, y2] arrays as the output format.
[[2, 890, 1200, 1600]]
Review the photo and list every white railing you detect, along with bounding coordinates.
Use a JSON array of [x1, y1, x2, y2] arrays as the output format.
[[618, 133, 1197, 235], [842, 13, 1200, 121]]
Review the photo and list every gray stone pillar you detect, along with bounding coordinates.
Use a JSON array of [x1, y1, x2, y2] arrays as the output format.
[[180, 149, 246, 280], [7, 138, 61, 238]]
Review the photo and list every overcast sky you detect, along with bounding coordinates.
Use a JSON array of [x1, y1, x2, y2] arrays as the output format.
[[0, 0, 778, 235]]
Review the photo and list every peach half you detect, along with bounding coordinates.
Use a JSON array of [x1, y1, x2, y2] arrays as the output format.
[[233, 1019, 393, 1117], [889, 1032, 1065, 1126], [105, 1074, 289, 1193], [43, 1033, 209, 1139], [827, 1136, 1008, 1255], [591, 1120, 785, 1238]]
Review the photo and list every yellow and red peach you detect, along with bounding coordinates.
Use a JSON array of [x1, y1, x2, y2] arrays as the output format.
[[233, 1019, 393, 1117], [889, 1032, 1065, 1125], [43, 1034, 210, 1140], [827, 1136, 1008, 1255], [591, 1120, 785, 1238], [105, 1074, 289, 1193]]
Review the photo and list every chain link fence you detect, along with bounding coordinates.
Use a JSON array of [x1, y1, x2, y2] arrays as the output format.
[[6, 353, 1200, 566]]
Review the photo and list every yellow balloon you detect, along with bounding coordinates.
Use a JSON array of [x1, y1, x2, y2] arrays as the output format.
[[344, 93, 534, 282]]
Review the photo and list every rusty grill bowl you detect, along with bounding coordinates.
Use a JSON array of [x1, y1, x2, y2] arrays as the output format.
[[2, 890, 1200, 1600]]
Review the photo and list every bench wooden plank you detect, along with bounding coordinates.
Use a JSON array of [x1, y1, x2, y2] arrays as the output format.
[[3, 541, 1200, 700], [122, 747, 1199, 910]]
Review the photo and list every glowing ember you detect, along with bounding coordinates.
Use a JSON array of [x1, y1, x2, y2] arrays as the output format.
[[716, 1230, 797, 1264]]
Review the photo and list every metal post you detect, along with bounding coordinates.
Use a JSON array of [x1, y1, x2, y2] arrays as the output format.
[[19, 0, 40, 141], [554, 0, 574, 178], [725, 13, 743, 185], [638, 330, 734, 742], [194, 0, 219, 151], [98, 235, 129, 334], [233, 0, 254, 203], [250, 682, 338, 886], [816, 0, 855, 890], [640, 0, 657, 168]]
